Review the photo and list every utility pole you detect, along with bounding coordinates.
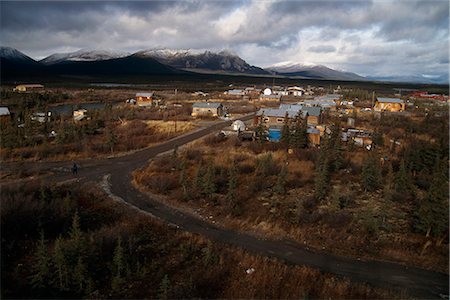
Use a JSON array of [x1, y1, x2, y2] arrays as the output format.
[[372, 91, 375, 108]]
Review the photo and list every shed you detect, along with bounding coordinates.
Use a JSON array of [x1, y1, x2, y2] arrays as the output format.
[[0, 107, 11, 123], [192, 102, 224, 117]]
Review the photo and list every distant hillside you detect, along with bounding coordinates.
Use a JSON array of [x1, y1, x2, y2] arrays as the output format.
[[0, 46, 47, 79], [40, 49, 130, 65], [138, 49, 269, 75], [266, 61, 367, 81], [366, 74, 449, 85]]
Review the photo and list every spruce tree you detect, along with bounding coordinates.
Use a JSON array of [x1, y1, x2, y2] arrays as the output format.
[[202, 160, 216, 197], [158, 274, 171, 300], [291, 113, 308, 149], [360, 154, 382, 192], [415, 159, 449, 237], [275, 164, 288, 195], [394, 159, 413, 195], [255, 113, 267, 143], [31, 231, 51, 290], [53, 237, 69, 291], [280, 113, 291, 147], [226, 162, 238, 202], [73, 256, 87, 293], [111, 237, 125, 292]]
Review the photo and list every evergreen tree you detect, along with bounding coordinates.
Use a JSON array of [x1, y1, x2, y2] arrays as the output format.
[[111, 237, 125, 292], [291, 113, 308, 149], [226, 161, 238, 202], [280, 113, 291, 147], [394, 159, 413, 195], [107, 129, 118, 154], [73, 256, 87, 293], [158, 274, 171, 300], [360, 154, 382, 191], [179, 161, 189, 200], [53, 237, 69, 291], [202, 160, 216, 197], [31, 231, 51, 290], [255, 114, 267, 143], [314, 145, 330, 201], [415, 159, 449, 237], [383, 163, 395, 202], [275, 164, 288, 195]]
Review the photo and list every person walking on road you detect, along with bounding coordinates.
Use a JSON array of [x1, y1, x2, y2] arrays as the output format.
[[72, 162, 78, 175]]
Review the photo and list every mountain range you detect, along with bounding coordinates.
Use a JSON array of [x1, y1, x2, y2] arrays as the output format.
[[1, 46, 447, 84]]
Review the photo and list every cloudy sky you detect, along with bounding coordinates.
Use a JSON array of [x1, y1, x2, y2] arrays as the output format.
[[1, 0, 448, 78]]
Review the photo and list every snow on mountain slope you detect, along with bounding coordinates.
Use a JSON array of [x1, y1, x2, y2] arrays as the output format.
[[137, 48, 269, 75], [40, 49, 130, 65]]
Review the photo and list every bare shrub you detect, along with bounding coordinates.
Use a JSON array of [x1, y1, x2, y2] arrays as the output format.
[[142, 174, 179, 194]]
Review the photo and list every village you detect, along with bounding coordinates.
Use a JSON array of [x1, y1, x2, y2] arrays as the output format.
[[0, 82, 448, 161], [1, 80, 448, 299]]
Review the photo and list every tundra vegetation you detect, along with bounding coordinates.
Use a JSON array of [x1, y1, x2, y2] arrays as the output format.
[[1, 182, 395, 299], [135, 101, 449, 273]]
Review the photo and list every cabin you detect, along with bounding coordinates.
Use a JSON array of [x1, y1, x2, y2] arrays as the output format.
[[302, 107, 322, 125], [307, 127, 321, 146], [374, 98, 405, 112], [191, 102, 224, 117], [73, 109, 88, 122], [31, 112, 52, 123], [287, 86, 305, 96], [0, 107, 11, 123], [136, 92, 154, 107], [259, 94, 282, 102], [226, 89, 245, 97], [255, 108, 306, 127], [13, 84, 44, 92]]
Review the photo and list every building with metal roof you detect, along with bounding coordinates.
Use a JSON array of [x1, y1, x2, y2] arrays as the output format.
[[192, 102, 224, 117], [374, 97, 405, 112]]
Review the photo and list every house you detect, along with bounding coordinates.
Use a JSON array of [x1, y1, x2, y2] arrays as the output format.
[[225, 89, 245, 96], [192, 91, 208, 97], [13, 84, 44, 92], [73, 109, 88, 122], [307, 127, 321, 146], [374, 97, 405, 112], [287, 86, 305, 96], [244, 87, 261, 96], [259, 94, 282, 102], [0, 107, 11, 123], [342, 129, 372, 148], [255, 107, 306, 127], [136, 92, 154, 106], [191, 102, 224, 117], [31, 112, 51, 123], [301, 107, 322, 125], [255, 104, 321, 127]]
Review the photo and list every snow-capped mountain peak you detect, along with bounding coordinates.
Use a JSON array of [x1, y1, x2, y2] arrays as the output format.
[[40, 49, 130, 65], [0, 46, 35, 61]]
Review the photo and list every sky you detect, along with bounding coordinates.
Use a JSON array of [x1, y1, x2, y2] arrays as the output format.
[[0, 0, 448, 78]]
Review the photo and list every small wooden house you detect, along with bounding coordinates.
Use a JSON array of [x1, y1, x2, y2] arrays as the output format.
[[13, 84, 44, 92], [374, 98, 405, 112], [136, 92, 154, 107], [73, 109, 88, 122], [307, 127, 321, 146], [192, 102, 223, 117], [0, 107, 11, 123]]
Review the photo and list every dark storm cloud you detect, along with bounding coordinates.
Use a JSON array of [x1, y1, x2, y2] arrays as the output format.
[[0, 0, 447, 79]]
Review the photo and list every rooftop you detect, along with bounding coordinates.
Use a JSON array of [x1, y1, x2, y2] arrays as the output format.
[[377, 97, 404, 104], [0, 107, 10, 116], [136, 92, 154, 97], [192, 102, 222, 109]]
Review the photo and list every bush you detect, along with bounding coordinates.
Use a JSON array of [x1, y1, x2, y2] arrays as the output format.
[[143, 174, 179, 193]]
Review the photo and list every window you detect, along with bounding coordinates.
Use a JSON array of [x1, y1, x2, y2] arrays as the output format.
[[263, 117, 269, 122], [277, 118, 284, 123]]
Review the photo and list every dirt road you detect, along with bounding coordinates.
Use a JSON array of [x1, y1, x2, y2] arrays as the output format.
[[2, 115, 448, 298]]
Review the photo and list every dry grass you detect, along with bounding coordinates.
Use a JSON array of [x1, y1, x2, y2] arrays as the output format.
[[143, 120, 195, 135]]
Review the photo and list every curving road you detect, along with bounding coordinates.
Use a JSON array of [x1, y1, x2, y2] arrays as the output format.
[[2, 115, 448, 299]]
